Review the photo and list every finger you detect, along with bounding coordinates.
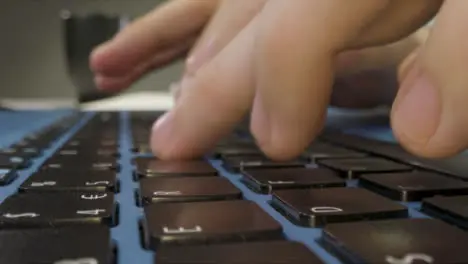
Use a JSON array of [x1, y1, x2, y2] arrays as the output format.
[[184, 0, 265, 75], [331, 28, 424, 108], [95, 37, 195, 91], [352, 0, 442, 47], [150, 14, 260, 160], [391, 0, 468, 158], [251, 0, 389, 160], [397, 27, 430, 82], [90, 0, 217, 77]]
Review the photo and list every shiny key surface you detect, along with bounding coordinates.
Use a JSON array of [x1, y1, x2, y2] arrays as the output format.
[[0, 226, 113, 264], [134, 158, 218, 178], [241, 167, 345, 194], [142, 200, 283, 249], [360, 171, 468, 201], [0, 169, 18, 185], [271, 187, 407, 227], [306, 141, 367, 162], [0, 155, 29, 169], [7, 110, 468, 264], [19, 169, 118, 193], [317, 157, 412, 179], [222, 155, 306, 172], [422, 195, 468, 229], [156, 241, 325, 264], [139, 176, 242, 204], [321, 218, 468, 264], [0, 192, 116, 227]]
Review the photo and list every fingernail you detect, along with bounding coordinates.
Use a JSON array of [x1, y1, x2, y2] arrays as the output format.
[[392, 71, 441, 146], [185, 38, 215, 76], [94, 75, 105, 90], [152, 112, 171, 133]]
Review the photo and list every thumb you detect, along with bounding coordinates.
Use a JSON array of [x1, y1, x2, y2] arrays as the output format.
[[391, 1, 468, 158]]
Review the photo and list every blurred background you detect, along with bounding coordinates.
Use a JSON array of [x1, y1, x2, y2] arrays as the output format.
[[0, 0, 181, 102]]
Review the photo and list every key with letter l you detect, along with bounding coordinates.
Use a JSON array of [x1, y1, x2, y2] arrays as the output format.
[[0, 192, 116, 227], [320, 218, 468, 264]]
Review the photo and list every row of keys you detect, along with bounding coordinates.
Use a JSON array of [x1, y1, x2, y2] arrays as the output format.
[[0, 113, 83, 185], [1, 218, 466, 264], [140, 198, 468, 263], [39, 112, 120, 174], [0, 192, 116, 227], [156, 218, 468, 263]]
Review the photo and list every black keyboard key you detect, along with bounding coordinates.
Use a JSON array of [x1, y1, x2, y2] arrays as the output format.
[[321, 131, 468, 181], [132, 144, 152, 154], [212, 146, 262, 158], [139, 177, 241, 205], [156, 241, 325, 264], [0, 169, 18, 185], [317, 157, 412, 179], [307, 142, 367, 162], [271, 187, 407, 227], [0, 192, 116, 227], [19, 170, 118, 193], [0, 147, 41, 159], [0, 154, 30, 169], [0, 226, 113, 264], [241, 167, 345, 194], [320, 218, 468, 264], [142, 200, 283, 249], [360, 171, 468, 201], [422, 195, 468, 229], [43, 159, 120, 171], [134, 158, 218, 178], [222, 155, 306, 172], [57, 147, 119, 158]]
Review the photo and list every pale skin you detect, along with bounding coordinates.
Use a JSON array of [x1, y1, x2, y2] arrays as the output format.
[[90, 0, 468, 161]]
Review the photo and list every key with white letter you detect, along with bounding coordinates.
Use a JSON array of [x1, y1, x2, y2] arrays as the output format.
[[0, 192, 116, 228], [139, 177, 241, 205], [20, 170, 117, 192], [142, 200, 282, 250]]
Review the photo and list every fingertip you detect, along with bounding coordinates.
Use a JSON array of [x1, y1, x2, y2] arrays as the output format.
[[149, 111, 212, 160], [93, 74, 132, 91], [250, 100, 315, 161]]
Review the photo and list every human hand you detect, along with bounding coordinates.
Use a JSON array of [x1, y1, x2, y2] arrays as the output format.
[[91, 0, 462, 161]]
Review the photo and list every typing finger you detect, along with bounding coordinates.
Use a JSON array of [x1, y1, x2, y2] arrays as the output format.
[[391, 0, 468, 158], [149, 14, 260, 160], [250, 0, 389, 160], [94, 37, 195, 91], [184, 0, 266, 76], [90, 0, 217, 77]]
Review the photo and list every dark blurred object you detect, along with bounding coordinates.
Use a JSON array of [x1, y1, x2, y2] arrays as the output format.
[[61, 10, 128, 103]]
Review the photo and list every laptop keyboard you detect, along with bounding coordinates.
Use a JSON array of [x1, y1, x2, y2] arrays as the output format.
[[1, 110, 468, 263]]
